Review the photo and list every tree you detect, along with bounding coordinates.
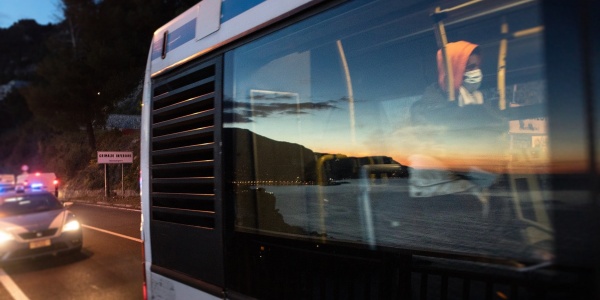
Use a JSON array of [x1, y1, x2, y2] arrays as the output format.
[[84, 0, 200, 108], [0, 89, 32, 134], [21, 0, 102, 152], [22, 0, 200, 152], [0, 20, 56, 82], [2, 0, 203, 179]]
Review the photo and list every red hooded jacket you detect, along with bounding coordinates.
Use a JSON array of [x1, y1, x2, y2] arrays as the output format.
[[437, 40, 479, 91]]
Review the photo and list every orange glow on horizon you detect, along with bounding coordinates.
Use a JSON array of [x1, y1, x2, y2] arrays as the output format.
[[309, 146, 586, 174]]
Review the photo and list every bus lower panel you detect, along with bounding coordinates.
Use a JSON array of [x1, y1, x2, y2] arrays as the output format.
[[150, 221, 224, 286], [151, 264, 224, 298], [227, 235, 593, 300]]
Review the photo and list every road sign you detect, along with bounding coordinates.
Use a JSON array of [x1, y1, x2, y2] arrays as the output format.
[[97, 151, 133, 164]]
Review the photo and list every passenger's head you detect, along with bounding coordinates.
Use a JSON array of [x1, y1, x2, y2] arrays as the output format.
[[436, 41, 481, 91]]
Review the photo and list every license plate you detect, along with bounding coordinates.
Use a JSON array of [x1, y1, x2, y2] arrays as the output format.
[[29, 239, 51, 249]]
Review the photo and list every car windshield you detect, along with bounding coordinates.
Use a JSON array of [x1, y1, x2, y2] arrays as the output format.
[[0, 194, 64, 217]]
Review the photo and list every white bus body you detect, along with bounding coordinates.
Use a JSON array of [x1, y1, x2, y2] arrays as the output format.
[[141, 0, 599, 299], [148, 0, 319, 77]]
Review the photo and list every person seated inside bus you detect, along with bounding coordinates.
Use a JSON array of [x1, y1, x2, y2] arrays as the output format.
[[409, 40, 507, 217]]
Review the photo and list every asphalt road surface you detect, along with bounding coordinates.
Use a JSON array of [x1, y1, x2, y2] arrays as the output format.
[[0, 203, 142, 300]]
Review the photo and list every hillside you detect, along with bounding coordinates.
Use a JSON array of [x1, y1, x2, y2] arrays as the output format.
[[0, 19, 56, 83], [225, 128, 407, 185]]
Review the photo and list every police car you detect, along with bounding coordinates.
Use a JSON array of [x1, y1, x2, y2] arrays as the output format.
[[0, 190, 82, 263]]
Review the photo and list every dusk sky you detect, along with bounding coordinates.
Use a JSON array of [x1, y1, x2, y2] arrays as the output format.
[[0, 0, 62, 28]]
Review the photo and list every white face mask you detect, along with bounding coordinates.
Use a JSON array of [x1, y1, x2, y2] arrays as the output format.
[[463, 68, 482, 92]]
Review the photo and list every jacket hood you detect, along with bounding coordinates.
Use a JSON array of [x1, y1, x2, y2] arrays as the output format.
[[437, 41, 479, 91]]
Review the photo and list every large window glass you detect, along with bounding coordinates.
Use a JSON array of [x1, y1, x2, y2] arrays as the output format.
[[224, 0, 553, 263]]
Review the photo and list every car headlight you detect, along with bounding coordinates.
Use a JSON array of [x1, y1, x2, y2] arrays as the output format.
[[63, 220, 81, 232], [0, 231, 14, 243]]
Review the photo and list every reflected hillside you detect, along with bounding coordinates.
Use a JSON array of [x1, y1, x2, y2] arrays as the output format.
[[225, 128, 409, 185]]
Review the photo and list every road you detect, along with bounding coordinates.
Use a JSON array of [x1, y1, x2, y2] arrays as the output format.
[[0, 203, 143, 300]]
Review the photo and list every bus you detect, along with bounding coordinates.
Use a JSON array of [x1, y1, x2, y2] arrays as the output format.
[[140, 0, 599, 298]]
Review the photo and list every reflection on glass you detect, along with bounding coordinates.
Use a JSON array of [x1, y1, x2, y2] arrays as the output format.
[[224, 0, 556, 263]]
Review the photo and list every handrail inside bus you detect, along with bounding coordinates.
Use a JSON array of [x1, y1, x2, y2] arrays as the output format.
[[498, 24, 544, 110], [433, 0, 483, 15], [433, 6, 455, 101]]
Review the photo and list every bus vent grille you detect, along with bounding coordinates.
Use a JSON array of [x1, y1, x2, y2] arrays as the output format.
[[148, 57, 224, 285], [150, 59, 219, 229]]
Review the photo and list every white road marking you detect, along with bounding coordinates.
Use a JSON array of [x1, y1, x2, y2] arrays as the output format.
[[0, 268, 29, 300], [82, 224, 142, 243]]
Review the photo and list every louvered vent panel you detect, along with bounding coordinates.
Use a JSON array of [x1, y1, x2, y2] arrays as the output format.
[[150, 62, 217, 229], [148, 57, 224, 285]]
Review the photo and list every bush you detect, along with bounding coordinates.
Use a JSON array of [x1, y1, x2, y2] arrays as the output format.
[[0, 125, 140, 195]]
